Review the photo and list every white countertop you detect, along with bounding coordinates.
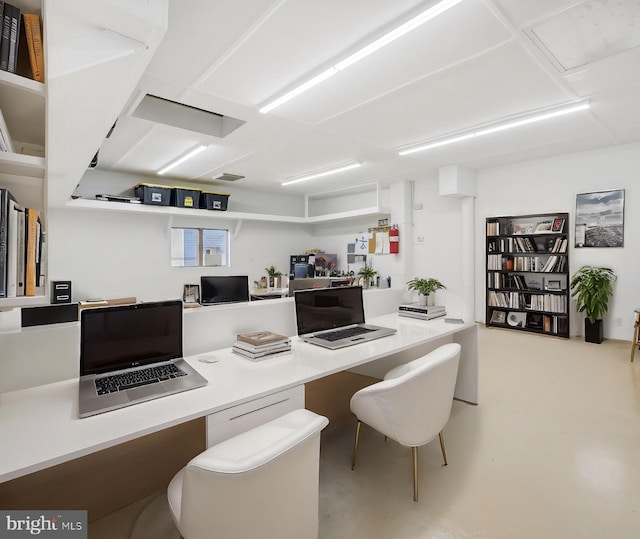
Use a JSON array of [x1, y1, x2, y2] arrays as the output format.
[[0, 314, 477, 483]]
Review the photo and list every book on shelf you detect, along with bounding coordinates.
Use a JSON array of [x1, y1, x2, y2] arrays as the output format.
[[21, 13, 42, 82], [0, 106, 14, 153], [551, 218, 565, 233], [236, 330, 289, 346], [5, 196, 20, 297], [1, 2, 19, 74], [24, 207, 38, 296]]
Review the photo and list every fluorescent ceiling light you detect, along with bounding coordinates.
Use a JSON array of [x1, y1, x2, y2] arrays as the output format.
[[260, 0, 463, 114], [281, 162, 362, 186], [158, 145, 207, 175], [399, 102, 591, 156]]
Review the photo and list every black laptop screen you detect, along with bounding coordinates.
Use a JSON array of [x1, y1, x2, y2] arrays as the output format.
[[200, 275, 249, 305], [294, 286, 365, 335], [80, 300, 183, 375]]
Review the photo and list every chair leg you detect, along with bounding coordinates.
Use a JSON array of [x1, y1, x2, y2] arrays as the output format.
[[412, 446, 419, 502], [351, 420, 362, 470], [439, 431, 448, 466]]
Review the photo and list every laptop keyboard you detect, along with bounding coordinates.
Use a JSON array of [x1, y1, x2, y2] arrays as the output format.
[[95, 363, 186, 395], [317, 326, 374, 342]]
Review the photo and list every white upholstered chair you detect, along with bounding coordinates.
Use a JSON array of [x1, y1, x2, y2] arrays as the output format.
[[167, 409, 329, 539], [350, 342, 461, 501]]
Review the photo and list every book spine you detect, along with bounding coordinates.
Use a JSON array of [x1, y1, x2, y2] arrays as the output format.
[[0, 188, 7, 297], [23, 13, 42, 82], [0, 2, 9, 72], [6, 3, 19, 73], [15, 205, 24, 295], [5, 198, 20, 297], [24, 207, 38, 296]]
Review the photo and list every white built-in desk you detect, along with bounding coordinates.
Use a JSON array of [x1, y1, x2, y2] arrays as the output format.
[[0, 314, 477, 484]]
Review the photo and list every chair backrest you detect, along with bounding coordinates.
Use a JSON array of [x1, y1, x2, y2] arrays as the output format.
[[180, 409, 328, 539], [350, 343, 461, 447]]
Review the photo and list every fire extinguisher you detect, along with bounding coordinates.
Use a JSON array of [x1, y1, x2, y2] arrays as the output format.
[[389, 224, 399, 254]]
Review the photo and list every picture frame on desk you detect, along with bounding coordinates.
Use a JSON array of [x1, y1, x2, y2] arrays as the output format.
[[183, 284, 200, 304], [545, 279, 562, 291]]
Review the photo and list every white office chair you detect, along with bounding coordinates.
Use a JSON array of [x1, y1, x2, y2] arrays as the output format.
[[167, 409, 329, 539], [350, 342, 461, 501]]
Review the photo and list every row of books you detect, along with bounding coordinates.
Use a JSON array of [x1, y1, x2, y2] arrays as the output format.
[[0, 188, 45, 298], [1, 3, 44, 82], [488, 310, 568, 335], [232, 331, 291, 361], [487, 254, 567, 272], [488, 236, 567, 254], [488, 291, 567, 313]]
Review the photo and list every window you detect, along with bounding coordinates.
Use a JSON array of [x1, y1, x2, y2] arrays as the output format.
[[171, 227, 229, 267]]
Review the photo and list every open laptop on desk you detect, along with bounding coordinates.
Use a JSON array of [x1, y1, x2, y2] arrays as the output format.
[[78, 300, 207, 418], [294, 285, 396, 350]]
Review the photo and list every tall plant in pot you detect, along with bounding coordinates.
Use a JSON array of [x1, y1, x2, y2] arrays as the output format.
[[570, 265, 616, 344], [406, 277, 446, 306]]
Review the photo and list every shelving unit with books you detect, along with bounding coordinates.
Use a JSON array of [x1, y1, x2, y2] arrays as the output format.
[[486, 212, 570, 338], [0, 0, 46, 308]]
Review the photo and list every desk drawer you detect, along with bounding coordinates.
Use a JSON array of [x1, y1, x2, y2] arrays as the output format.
[[206, 385, 305, 447]]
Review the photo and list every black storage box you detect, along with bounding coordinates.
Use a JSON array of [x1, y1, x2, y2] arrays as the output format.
[[134, 183, 171, 206], [200, 191, 230, 211], [171, 187, 201, 208]]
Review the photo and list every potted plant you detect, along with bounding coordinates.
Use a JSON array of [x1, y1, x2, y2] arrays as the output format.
[[407, 277, 446, 306], [570, 265, 616, 344], [264, 265, 283, 288], [358, 264, 377, 289]]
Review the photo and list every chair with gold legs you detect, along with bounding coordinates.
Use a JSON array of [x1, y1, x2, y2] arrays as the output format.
[[631, 308, 640, 362], [350, 343, 461, 501]]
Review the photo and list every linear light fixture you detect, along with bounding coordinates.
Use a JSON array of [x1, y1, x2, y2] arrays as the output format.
[[157, 145, 207, 175], [260, 0, 464, 114], [399, 102, 591, 156], [281, 162, 362, 186]]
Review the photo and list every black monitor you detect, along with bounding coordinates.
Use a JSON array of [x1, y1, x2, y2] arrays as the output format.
[[80, 300, 183, 376], [200, 275, 249, 305]]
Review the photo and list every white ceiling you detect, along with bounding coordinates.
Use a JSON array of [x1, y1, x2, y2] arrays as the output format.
[[93, 0, 640, 196]]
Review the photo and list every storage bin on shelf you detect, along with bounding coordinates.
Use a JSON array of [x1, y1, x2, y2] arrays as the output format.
[[134, 183, 171, 205], [171, 186, 201, 208], [200, 191, 230, 211]]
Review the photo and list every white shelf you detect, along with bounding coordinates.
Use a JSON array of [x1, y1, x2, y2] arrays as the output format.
[[0, 152, 45, 179], [64, 198, 390, 225], [0, 295, 47, 311]]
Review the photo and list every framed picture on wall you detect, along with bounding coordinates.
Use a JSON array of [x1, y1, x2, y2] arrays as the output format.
[[183, 284, 200, 304], [575, 189, 624, 248]]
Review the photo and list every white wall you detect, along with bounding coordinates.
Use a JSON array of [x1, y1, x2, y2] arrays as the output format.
[[474, 142, 640, 340], [47, 207, 313, 303], [411, 177, 467, 320]]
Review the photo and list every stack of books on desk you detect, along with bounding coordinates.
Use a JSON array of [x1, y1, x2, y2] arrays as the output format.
[[398, 303, 447, 320], [232, 331, 291, 360]]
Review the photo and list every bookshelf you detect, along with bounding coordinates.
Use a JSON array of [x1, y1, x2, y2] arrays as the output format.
[[0, 1, 46, 308], [486, 212, 570, 338]]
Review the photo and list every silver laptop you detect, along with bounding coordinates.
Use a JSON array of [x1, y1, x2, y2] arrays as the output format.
[[294, 285, 396, 350], [78, 300, 207, 418]]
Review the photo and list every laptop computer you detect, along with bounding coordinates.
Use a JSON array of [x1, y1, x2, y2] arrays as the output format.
[[294, 285, 396, 350], [78, 299, 207, 418]]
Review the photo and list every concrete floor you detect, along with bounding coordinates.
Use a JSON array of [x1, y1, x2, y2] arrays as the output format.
[[90, 326, 640, 538]]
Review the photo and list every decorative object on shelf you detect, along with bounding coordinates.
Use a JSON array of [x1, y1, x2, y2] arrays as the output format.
[[357, 263, 377, 289], [264, 265, 283, 288], [183, 283, 200, 304], [570, 265, 616, 344], [406, 277, 446, 306], [575, 189, 624, 248], [486, 212, 570, 338]]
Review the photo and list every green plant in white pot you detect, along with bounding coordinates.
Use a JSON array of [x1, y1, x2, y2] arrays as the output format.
[[265, 265, 283, 288], [569, 265, 616, 343], [406, 277, 446, 306], [358, 264, 377, 289]]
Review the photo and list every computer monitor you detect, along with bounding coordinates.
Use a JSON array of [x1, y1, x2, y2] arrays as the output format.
[[200, 275, 249, 305]]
